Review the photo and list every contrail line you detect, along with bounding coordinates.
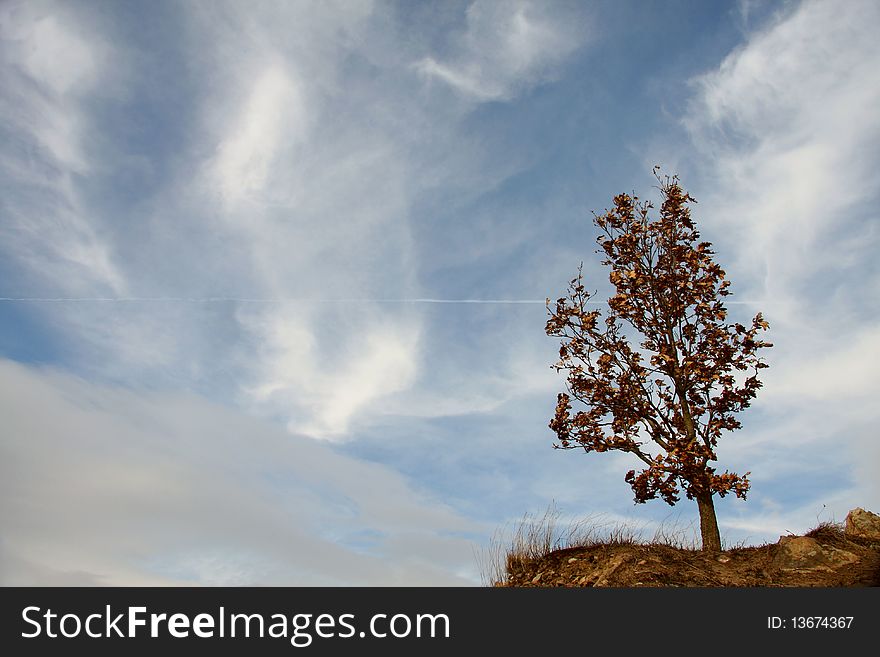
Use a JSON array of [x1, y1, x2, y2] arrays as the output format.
[[0, 296, 548, 304]]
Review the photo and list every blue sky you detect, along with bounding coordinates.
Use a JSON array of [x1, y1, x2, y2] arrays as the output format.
[[1, 0, 878, 585]]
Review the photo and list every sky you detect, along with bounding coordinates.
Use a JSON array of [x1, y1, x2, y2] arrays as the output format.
[[1, 0, 878, 586]]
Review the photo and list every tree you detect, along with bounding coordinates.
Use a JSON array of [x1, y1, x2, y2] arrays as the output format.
[[545, 168, 771, 552]]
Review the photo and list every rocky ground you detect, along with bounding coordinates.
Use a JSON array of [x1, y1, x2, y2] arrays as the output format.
[[497, 508, 880, 587]]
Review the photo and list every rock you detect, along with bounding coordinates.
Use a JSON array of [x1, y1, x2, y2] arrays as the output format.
[[772, 536, 860, 572], [845, 508, 880, 541], [531, 572, 542, 584], [591, 554, 629, 587]]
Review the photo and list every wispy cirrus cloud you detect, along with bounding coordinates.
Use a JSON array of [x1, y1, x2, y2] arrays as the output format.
[[414, 0, 587, 102], [241, 307, 421, 439], [207, 63, 309, 210], [683, 0, 880, 313], [0, 1, 126, 295]]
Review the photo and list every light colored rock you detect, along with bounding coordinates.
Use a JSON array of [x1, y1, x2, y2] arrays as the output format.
[[592, 554, 629, 587], [772, 536, 860, 572], [531, 572, 542, 584], [845, 507, 880, 541]]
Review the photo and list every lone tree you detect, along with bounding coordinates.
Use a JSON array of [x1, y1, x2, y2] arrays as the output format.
[[546, 168, 771, 552]]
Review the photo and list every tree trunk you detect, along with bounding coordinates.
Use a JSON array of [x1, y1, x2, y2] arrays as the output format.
[[696, 492, 722, 552]]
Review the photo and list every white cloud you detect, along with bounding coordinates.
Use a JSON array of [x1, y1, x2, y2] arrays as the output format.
[[761, 325, 880, 405], [0, 358, 480, 585], [683, 0, 880, 311], [0, 1, 126, 294], [242, 307, 421, 439], [209, 63, 308, 208], [7, 8, 101, 96], [0, 3, 104, 172], [415, 0, 586, 101]]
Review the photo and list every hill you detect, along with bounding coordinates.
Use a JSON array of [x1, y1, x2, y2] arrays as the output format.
[[491, 508, 880, 587]]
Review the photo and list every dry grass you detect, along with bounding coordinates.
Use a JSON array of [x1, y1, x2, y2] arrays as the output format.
[[478, 504, 708, 586], [804, 520, 848, 546]]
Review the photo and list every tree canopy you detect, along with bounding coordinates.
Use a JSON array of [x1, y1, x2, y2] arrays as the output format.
[[546, 169, 772, 551]]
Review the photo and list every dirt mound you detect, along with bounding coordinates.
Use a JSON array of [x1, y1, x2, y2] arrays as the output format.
[[498, 524, 880, 587]]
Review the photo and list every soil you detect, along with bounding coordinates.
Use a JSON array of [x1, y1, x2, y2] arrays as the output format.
[[498, 524, 880, 587]]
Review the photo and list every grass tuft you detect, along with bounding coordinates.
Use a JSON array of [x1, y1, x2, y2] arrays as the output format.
[[804, 521, 847, 545]]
